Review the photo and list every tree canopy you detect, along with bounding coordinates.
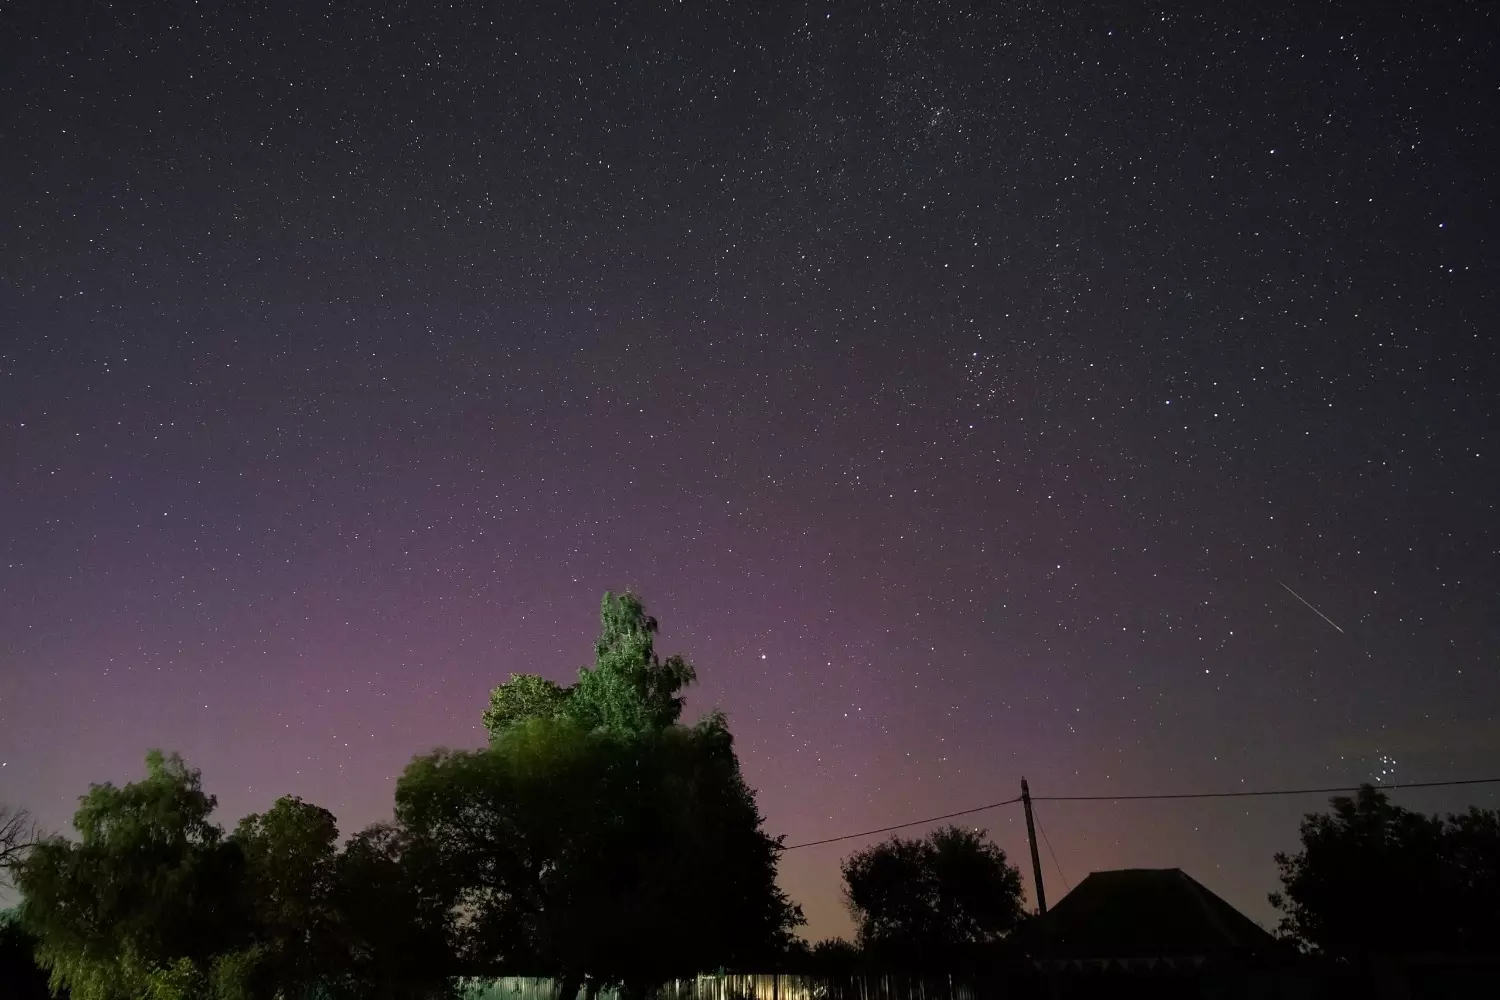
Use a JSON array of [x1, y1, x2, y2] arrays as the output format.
[[16, 753, 452, 1000], [403, 591, 799, 996], [10, 592, 800, 997], [16, 750, 248, 999], [227, 795, 346, 997], [1270, 784, 1500, 960], [480, 672, 570, 736], [482, 592, 697, 741], [326, 822, 455, 999], [841, 826, 1025, 968]]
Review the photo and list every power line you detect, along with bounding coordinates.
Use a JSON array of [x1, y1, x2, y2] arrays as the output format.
[[1032, 776, 1500, 802], [782, 796, 1022, 850], [1034, 807, 1070, 894], [778, 777, 1500, 851]]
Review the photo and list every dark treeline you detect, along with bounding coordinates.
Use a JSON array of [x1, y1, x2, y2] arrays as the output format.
[[3, 594, 799, 1000], [2, 593, 1499, 1000]]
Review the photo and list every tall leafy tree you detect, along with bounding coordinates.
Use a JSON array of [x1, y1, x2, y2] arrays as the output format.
[[16, 750, 247, 1000], [1270, 785, 1500, 959], [403, 592, 800, 998], [841, 826, 1025, 968], [482, 592, 696, 742], [569, 591, 696, 733], [397, 720, 612, 977], [221, 802, 455, 1000], [19, 754, 452, 1000], [227, 796, 343, 997], [329, 823, 456, 1000]]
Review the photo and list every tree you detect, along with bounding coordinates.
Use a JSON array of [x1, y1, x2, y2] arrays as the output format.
[[0, 803, 37, 886], [568, 591, 696, 733], [0, 909, 51, 1000], [18, 754, 453, 1000], [225, 796, 456, 1000], [841, 826, 1025, 968], [16, 750, 247, 1000], [807, 937, 861, 975], [1441, 806, 1500, 952], [401, 715, 801, 996], [481, 673, 570, 736], [481, 592, 696, 742], [401, 592, 800, 998], [227, 795, 343, 997], [776, 936, 863, 976], [1270, 784, 1500, 960], [329, 822, 455, 999]]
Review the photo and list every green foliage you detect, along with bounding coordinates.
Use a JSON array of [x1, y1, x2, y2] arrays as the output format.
[[18, 754, 453, 1000], [1270, 785, 1500, 959], [207, 945, 270, 1000], [569, 591, 697, 732], [142, 956, 208, 1000], [397, 719, 618, 973], [841, 826, 1025, 967], [400, 715, 799, 986], [403, 592, 799, 991], [17, 750, 246, 1000], [481, 592, 697, 743], [224, 799, 455, 999], [330, 823, 456, 999], [482, 674, 570, 740], [14, 592, 792, 999], [230, 796, 342, 997]]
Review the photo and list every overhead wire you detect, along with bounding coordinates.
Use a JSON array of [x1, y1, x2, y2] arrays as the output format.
[[779, 776, 1500, 851], [1031, 776, 1500, 802], [1034, 806, 1070, 894], [782, 796, 1022, 850]]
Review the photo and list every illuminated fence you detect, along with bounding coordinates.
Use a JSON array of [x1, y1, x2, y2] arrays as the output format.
[[460, 975, 984, 1000]]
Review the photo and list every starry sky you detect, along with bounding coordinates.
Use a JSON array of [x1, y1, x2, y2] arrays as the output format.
[[2, 2, 1498, 941]]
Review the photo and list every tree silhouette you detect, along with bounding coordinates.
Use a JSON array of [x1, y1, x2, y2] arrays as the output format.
[[0, 804, 36, 886], [1270, 784, 1500, 959], [329, 822, 455, 999], [401, 592, 800, 998], [15, 751, 247, 999], [0, 909, 50, 999], [809, 937, 862, 974], [228, 795, 345, 996], [16, 755, 453, 1000], [841, 826, 1025, 969]]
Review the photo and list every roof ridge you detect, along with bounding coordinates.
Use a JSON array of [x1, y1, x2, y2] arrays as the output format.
[[1174, 869, 1237, 944], [1044, 867, 1276, 959]]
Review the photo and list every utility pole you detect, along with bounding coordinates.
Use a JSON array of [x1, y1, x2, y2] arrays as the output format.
[[1021, 777, 1047, 916]]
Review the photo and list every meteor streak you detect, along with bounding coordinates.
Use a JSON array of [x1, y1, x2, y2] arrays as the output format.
[[1278, 581, 1345, 634]]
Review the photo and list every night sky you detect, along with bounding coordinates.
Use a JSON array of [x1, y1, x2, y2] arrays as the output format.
[[2, 2, 1498, 941]]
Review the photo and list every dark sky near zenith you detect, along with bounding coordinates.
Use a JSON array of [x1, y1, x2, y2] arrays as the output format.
[[1, 2, 1497, 940]]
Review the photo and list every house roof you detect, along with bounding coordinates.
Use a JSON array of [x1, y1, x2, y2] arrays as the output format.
[[1035, 868, 1278, 961]]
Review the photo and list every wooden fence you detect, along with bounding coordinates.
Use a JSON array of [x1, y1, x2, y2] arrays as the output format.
[[459, 975, 988, 1000]]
